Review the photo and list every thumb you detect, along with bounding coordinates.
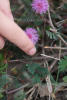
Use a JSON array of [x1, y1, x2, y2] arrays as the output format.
[[0, 11, 36, 56], [0, 0, 13, 49]]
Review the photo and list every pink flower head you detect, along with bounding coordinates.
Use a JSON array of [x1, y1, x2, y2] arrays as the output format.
[[25, 28, 39, 45], [31, 0, 49, 14]]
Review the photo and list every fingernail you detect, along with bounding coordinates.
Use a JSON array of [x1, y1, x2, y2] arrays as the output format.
[[28, 47, 36, 55]]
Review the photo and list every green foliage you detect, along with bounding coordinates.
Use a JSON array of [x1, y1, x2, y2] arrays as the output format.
[[62, 3, 67, 10], [12, 78, 22, 89], [26, 63, 40, 75], [14, 90, 25, 100], [51, 13, 59, 19], [20, 10, 43, 25], [0, 74, 11, 100], [0, 64, 8, 74], [63, 76, 67, 83], [36, 67, 49, 78], [0, 74, 10, 89], [32, 75, 41, 84], [0, 53, 8, 74], [46, 30, 57, 40], [0, 92, 3, 99], [26, 63, 49, 84], [0, 53, 4, 62], [37, 27, 42, 38], [58, 56, 67, 72], [21, 0, 32, 7], [58, 56, 67, 83], [50, 74, 56, 83], [14, 0, 43, 26]]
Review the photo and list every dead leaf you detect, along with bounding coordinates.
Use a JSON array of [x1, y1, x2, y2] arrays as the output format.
[[38, 85, 49, 97]]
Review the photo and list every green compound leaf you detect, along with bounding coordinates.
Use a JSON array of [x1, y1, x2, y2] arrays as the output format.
[[0, 74, 10, 89], [36, 67, 49, 78], [58, 56, 67, 72], [46, 30, 57, 40], [26, 63, 40, 75], [26, 63, 49, 80], [32, 75, 41, 84]]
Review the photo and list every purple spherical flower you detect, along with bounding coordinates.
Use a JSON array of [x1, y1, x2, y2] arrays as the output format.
[[25, 28, 39, 45], [31, 0, 49, 14]]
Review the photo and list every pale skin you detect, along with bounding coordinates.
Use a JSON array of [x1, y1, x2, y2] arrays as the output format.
[[0, 0, 36, 55]]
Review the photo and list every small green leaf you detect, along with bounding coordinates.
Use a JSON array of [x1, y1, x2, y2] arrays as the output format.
[[0, 92, 3, 99], [63, 3, 67, 10], [36, 67, 49, 78], [32, 75, 41, 84], [58, 56, 67, 72], [46, 31, 57, 40], [27, 63, 40, 75], [0, 53, 4, 61], [63, 76, 67, 83], [0, 74, 10, 89], [50, 74, 56, 83]]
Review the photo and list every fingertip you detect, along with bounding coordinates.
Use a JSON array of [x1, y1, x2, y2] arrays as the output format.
[[27, 47, 36, 56]]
